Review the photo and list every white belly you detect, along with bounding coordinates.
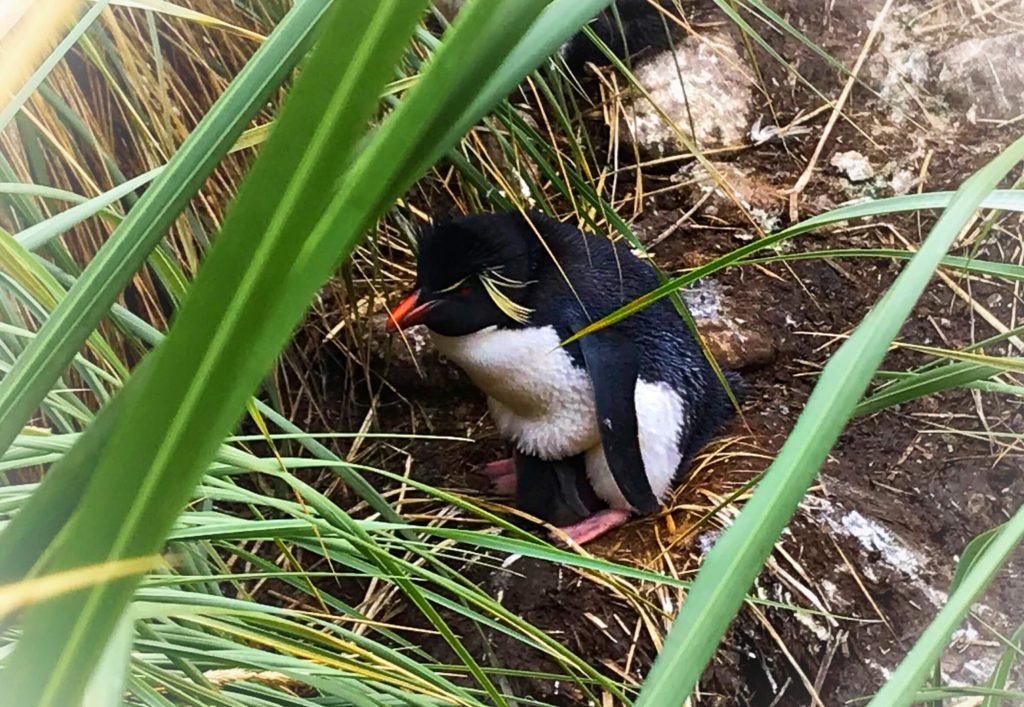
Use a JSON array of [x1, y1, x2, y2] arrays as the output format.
[[431, 326, 599, 459], [430, 326, 686, 510]]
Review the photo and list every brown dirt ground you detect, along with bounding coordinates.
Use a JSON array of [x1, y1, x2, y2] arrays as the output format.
[[293, 1, 1024, 704]]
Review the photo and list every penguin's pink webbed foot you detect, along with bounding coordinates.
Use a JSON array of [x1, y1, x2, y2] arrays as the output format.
[[479, 458, 515, 479], [475, 458, 516, 497], [553, 509, 631, 545]]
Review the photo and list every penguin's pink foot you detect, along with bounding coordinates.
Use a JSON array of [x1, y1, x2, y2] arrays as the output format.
[[489, 472, 517, 497], [552, 509, 631, 546], [478, 458, 515, 479], [473, 458, 516, 497]]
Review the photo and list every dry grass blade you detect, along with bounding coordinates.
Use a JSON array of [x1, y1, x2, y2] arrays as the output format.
[[0, 555, 163, 618]]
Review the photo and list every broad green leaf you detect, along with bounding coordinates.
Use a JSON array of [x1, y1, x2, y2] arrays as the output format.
[[634, 134, 1024, 705], [81, 612, 135, 705]]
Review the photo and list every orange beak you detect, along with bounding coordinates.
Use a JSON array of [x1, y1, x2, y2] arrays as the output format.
[[386, 290, 433, 332]]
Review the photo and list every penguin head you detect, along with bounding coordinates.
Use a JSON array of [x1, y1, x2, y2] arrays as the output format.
[[387, 213, 535, 337]]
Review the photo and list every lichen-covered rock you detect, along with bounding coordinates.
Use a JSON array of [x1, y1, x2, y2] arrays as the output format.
[[618, 32, 754, 156], [864, 9, 934, 124], [830, 150, 876, 183], [935, 32, 1024, 119]]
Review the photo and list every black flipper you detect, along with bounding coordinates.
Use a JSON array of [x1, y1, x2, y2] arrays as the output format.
[[571, 327, 660, 514], [514, 452, 605, 528]]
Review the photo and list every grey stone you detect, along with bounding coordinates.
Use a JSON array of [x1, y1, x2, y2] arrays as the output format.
[[830, 150, 876, 183], [619, 32, 754, 156], [935, 31, 1024, 119]]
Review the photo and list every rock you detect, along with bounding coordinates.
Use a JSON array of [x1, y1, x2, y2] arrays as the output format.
[[618, 32, 754, 156], [683, 161, 783, 231], [864, 8, 1024, 123], [864, 10, 934, 124], [935, 32, 1024, 119], [683, 280, 776, 371], [888, 168, 917, 195], [830, 150, 876, 183], [681, 279, 724, 320], [696, 317, 775, 371]]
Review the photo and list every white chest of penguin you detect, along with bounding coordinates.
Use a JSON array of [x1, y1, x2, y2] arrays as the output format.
[[430, 325, 686, 506]]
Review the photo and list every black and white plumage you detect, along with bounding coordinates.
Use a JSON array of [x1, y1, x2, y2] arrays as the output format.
[[388, 210, 739, 542]]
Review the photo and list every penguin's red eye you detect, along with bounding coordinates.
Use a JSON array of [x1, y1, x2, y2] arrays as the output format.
[[458, 286, 472, 295]]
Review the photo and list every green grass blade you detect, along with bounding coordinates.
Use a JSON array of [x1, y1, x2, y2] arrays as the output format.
[[14, 168, 158, 250], [0, 0, 331, 458], [564, 189, 1024, 344], [867, 504, 1024, 706], [634, 133, 1024, 705], [928, 523, 1006, 698], [855, 361, 1007, 416], [896, 344, 1024, 374], [982, 622, 1024, 707], [914, 686, 1024, 702], [0, 182, 125, 226], [740, 248, 1024, 282], [0, 227, 127, 380]]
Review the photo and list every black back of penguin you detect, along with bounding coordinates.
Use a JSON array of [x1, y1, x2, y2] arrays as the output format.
[[473, 209, 740, 468]]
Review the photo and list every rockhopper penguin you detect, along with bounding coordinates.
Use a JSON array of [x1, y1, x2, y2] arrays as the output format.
[[387, 210, 740, 544]]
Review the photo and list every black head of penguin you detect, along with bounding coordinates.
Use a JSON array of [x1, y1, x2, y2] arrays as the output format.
[[387, 213, 536, 337]]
